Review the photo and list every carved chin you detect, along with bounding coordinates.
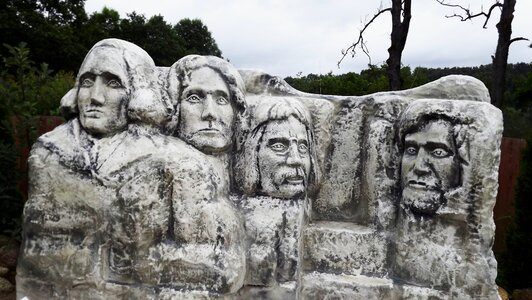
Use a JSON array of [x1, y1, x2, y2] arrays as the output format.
[[277, 183, 305, 199], [260, 183, 305, 199], [185, 132, 231, 154], [401, 187, 445, 215]]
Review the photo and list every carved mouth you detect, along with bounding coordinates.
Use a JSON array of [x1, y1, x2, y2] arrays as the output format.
[[285, 175, 304, 185], [198, 128, 221, 134], [406, 180, 441, 191], [84, 109, 103, 117], [407, 180, 428, 189]]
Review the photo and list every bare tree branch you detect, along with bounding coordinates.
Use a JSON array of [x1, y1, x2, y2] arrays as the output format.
[[436, 0, 503, 28], [509, 37, 529, 46], [338, 7, 392, 67]]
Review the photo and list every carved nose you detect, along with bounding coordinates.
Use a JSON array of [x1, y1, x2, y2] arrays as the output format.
[[412, 150, 431, 176], [90, 78, 105, 105], [286, 145, 303, 166], [201, 95, 216, 121]]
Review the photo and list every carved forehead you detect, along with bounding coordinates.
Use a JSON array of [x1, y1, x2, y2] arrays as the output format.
[[78, 47, 129, 86], [405, 119, 454, 146], [262, 116, 308, 140], [170, 55, 247, 115], [251, 98, 311, 132], [185, 67, 230, 94]]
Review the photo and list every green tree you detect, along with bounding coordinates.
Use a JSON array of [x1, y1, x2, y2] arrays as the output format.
[[144, 15, 186, 66], [84, 6, 121, 44], [437, 0, 529, 108], [119, 13, 186, 66], [0, 43, 73, 238], [0, 0, 89, 72], [174, 18, 222, 57]]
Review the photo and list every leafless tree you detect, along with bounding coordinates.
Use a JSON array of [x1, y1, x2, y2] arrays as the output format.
[[339, 0, 411, 91], [437, 0, 529, 108]]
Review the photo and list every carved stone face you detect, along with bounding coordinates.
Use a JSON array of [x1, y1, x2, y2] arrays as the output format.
[[178, 67, 234, 154], [401, 119, 459, 214], [77, 48, 129, 137], [258, 116, 311, 199]]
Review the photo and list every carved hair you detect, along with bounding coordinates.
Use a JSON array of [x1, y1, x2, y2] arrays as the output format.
[[167, 55, 248, 142], [60, 38, 166, 127], [234, 98, 321, 197]]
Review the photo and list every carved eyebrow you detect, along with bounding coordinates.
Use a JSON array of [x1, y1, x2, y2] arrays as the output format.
[[183, 88, 206, 97], [267, 137, 290, 146], [79, 72, 95, 81], [425, 141, 454, 154], [101, 71, 123, 84], [183, 87, 229, 98], [212, 89, 229, 98], [404, 139, 419, 147], [298, 139, 309, 145]]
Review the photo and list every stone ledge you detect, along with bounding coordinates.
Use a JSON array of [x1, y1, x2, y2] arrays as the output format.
[[302, 221, 388, 277], [299, 272, 393, 299]]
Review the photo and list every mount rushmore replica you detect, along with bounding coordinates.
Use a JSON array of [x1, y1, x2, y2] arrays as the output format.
[[17, 39, 502, 299]]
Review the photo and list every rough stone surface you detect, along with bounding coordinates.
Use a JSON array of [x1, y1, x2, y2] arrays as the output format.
[[17, 39, 502, 299], [299, 272, 393, 299], [393, 100, 501, 299], [302, 221, 387, 277]]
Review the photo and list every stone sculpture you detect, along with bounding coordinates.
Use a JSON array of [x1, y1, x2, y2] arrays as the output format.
[[393, 100, 501, 299], [233, 98, 319, 298], [17, 39, 245, 299], [18, 39, 503, 300], [235, 98, 319, 200], [168, 55, 246, 156], [399, 114, 464, 215]]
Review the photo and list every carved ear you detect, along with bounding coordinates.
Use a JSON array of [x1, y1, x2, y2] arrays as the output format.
[[128, 88, 169, 127], [60, 88, 78, 120]]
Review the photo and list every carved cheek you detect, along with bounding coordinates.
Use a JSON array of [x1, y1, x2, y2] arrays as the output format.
[[400, 156, 414, 182], [105, 90, 128, 117], [77, 89, 91, 108], [433, 156, 456, 190], [258, 149, 282, 189], [218, 105, 234, 125], [179, 102, 201, 132]]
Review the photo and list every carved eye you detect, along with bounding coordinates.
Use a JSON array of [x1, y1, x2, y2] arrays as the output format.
[[298, 143, 309, 154], [81, 78, 94, 87], [405, 146, 417, 155], [216, 97, 229, 105], [107, 79, 123, 88], [431, 148, 450, 158], [186, 94, 202, 103], [270, 143, 288, 152]]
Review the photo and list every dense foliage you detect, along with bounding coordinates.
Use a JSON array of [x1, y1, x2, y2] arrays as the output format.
[[0, 43, 75, 239], [0, 0, 222, 72], [286, 63, 532, 139]]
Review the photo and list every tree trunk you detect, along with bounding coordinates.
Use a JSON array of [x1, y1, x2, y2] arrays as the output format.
[[491, 0, 516, 108], [386, 0, 411, 91]]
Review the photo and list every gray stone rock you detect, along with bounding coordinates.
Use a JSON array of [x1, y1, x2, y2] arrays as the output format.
[[302, 221, 387, 277], [17, 39, 502, 299]]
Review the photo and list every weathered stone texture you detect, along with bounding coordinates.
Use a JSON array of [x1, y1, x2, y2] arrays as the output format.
[[17, 39, 502, 299], [302, 221, 387, 277]]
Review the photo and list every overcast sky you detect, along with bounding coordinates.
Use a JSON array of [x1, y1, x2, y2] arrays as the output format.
[[85, 0, 531, 77]]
